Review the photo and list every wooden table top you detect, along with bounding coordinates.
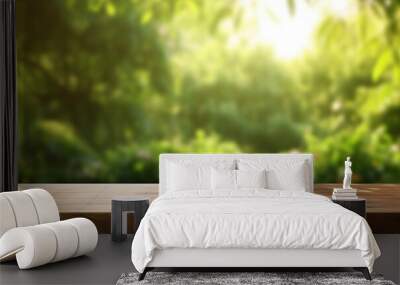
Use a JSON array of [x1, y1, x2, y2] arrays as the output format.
[[315, 184, 400, 213]]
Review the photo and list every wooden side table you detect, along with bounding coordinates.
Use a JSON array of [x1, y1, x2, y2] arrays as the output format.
[[332, 198, 366, 218], [111, 197, 149, 242]]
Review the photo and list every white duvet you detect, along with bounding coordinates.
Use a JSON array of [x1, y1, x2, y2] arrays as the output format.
[[131, 190, 380, 273]]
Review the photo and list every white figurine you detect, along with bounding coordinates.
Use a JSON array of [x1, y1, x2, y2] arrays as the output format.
[[343, 156, 352, 190]]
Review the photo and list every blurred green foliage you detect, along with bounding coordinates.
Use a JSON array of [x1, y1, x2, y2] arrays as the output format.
[[17, 0, 400, 183]]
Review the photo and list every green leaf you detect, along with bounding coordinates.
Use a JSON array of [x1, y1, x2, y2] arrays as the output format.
[[372, 50, 393, 81], [141, 10, 153, 25], [106, 2, 116, 16]]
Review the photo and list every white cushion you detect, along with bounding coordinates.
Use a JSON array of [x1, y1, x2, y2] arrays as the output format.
[[0, 226, 57, 269], [0, 189, 59, 237], [0, 196, 16, 237], [1, 192, 39, 227], [211, 169, 236, 190], [211, 169, 268, 191], [64, 218, 98, 257], [167, 162, 211, 191], [238, 159, 308, 191], [237, 169, 267, 188], [43, 221, 79, 262], [166, 160, 235, 192], [24, 189, 60, 224]]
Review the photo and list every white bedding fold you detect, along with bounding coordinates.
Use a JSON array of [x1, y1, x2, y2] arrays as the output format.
[[131, 190, 380, 273]]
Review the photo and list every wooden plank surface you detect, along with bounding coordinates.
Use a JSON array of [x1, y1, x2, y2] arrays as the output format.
[[19, 183, 400, 213], [19, 184, 159, 213], [315, 184, 400, 213], [19, 183, 400, 234]]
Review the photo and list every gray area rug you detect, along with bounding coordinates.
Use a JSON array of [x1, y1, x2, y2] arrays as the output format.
[[116, 272, 396, 285]]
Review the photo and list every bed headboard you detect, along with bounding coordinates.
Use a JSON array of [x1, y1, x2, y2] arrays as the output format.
[[159, 153, 314, 195]]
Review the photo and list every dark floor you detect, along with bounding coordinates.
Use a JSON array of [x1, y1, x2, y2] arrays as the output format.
[[1, 234, 397, 285], [0, 235, 134, 285]]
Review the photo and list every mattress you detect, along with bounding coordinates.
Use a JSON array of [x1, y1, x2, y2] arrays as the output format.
[[131, 190, 380, 273]]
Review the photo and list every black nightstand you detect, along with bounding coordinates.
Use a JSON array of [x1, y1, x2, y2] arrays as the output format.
[[332, 198, 366, 218]]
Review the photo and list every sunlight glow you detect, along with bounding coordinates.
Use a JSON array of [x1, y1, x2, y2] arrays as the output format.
[[239, 0, 353, 60]]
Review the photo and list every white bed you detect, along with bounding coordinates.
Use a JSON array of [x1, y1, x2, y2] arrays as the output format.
[[131, 154, 380, 280]]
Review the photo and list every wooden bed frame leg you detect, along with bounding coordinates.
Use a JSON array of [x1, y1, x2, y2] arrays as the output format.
[[138, 268, 148, 281], [354, 267, 371, 280]]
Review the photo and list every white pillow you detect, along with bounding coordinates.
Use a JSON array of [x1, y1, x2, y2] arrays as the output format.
[[166, 159, 235, 192], [237, 169, 267, 188], [267, 164, 306, 191], [211, 168, 236, 190], [167, 162, 211, 191], [211, 169, 268, 190], [238, 159, 308, 191]]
